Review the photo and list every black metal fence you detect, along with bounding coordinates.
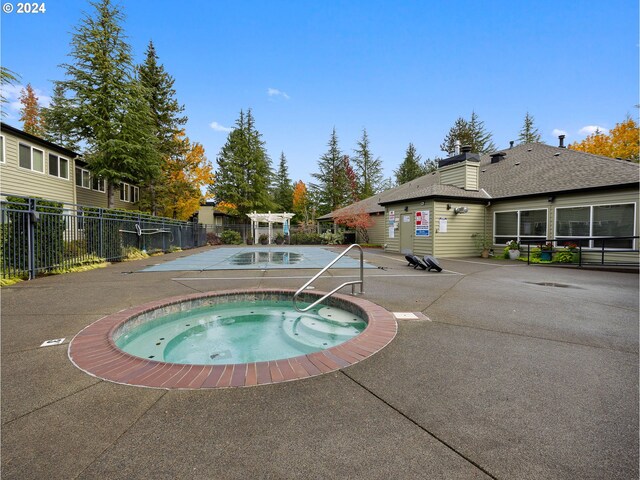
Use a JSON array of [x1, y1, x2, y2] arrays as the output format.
[[1, 194, 208, 280], [521, 237, 639, 267]]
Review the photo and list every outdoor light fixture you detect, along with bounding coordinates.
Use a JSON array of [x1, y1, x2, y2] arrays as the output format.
[[446, 204, 452, 210], [548, 196, 555, 203], [404, 206, 409, 212], [453, 206, 468, 215]]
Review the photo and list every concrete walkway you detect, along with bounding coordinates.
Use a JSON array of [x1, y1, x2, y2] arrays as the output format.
[[1, 246, 638, 479]]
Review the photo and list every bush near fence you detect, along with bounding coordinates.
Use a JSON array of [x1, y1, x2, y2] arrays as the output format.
[[1, 196, 66, 275]]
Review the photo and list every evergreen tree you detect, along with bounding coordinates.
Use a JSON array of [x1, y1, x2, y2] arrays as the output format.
[[211, 109, 274, 217], [137, 40, 188, 214], [395, 143, 426, 185], [352, 128, 383, 199], [42, 83, 79, 150], [518, 112, 542, 144], [272, 152, 293, 212], [440, 111, 496, 155], [311, 128, 350, 215], [19, 83, 44, 136], [56, 0, 160, 208]]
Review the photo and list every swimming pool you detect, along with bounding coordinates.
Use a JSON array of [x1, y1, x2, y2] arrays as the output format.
[[141, 246, 376, 271], [68, 289, 396, 389]]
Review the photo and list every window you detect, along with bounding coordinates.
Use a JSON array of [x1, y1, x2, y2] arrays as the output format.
[[92, 176, 105, 192], [119, 183, 139, 203], [75, 166, 91, 188], [0, 135, 5, 163], [19, 143, 44, 172], [495, 209, 547, 245], [120, 183, 130, 202], [556, 204, 636, 249], [48, 154, 69, 179]]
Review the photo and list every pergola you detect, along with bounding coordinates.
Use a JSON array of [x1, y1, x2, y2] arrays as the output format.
[[247, 211, 295, 244]]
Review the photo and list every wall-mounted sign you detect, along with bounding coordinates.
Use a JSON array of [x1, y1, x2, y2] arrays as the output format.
[[439, 217, 447, 233], [415, 210, 430, 237]]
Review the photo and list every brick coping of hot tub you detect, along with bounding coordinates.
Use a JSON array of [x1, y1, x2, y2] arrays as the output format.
[[68, 289, 397, 389]]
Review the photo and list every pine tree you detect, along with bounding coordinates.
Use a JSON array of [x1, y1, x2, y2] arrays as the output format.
[[518, 112, 542, 144], [311, 128, 350, 215], [352, 128, 383, 199], [56, 0, 160, 208], [440, 111, 496, 155], [395, 143, 426, 185], [137, 40, 188, 214], [211, 109, 274, 217], [42, 83, 79, 150], [468, 111, 497, 153], [19, 83, 45, 136], [272, 152, 293, 212]]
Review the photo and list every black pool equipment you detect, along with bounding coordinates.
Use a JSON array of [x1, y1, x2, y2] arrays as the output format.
[[423, 255, 443, 272], [404, 254, 427, 270]]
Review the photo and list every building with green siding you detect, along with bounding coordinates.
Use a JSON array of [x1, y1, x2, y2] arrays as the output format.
[[323, 142, 639, 263]]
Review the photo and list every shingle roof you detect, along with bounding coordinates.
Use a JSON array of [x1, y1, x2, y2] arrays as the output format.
[[320, 143, 639, 217], [478, 143, 639, 198], [317, 193, 386, 220]]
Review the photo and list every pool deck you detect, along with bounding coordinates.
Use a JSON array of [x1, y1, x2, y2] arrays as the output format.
[[2, 245, 638, 479]]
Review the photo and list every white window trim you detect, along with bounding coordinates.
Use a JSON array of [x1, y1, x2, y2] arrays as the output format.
[[493, 208, 549, 244], [19, 143, 45, 173], [48, 153, 70, 180], [92, 176, 106, 193], [0, 135, 5, 164], [119, 182, 139, 203], [555, 202, 637, 250], [75, 166, 91, 189]]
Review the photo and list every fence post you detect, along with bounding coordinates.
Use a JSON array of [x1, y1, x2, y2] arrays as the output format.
[[162, 219, 166, 251], [99, 208, 104, 258], [27, 197, 37, 280]]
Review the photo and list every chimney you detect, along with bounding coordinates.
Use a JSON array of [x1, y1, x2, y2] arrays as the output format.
[[461, 145, 472, 153], [454, 140, 461, 155], [509, 141, 514, 149], [558, 135, 566, 148]]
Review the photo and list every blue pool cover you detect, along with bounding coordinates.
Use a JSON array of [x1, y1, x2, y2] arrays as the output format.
[[142, 246, 375, 272]]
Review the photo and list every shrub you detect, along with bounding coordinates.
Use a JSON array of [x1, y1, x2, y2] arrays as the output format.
[[221, 230, 242, 245], [320, 231, 344, 245], [290, 232, 323, 245], [206, 232, 221, 245], [553, 250, 574, 263]]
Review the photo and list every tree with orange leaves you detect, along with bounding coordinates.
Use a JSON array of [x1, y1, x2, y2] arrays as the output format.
[[334, 206, 375, 244], [158, 131, 215, 220], [292, 180, 310, 223], [569, 116, 639, 162], [19, 83, 45, 136]]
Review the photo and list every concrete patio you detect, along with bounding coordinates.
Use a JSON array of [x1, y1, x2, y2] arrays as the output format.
[[1, 246, 638, 479]]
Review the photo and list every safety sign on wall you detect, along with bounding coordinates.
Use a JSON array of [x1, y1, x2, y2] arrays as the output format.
[[415, 210, 430, 237]]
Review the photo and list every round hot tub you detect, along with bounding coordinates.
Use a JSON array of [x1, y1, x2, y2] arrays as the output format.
[[68, 289, 396, 389]]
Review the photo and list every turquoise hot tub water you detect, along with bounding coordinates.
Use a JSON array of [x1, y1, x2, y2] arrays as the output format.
[[115, 300, 367, 365]]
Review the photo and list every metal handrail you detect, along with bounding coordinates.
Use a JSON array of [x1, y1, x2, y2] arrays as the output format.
[[293, 244, 365, 312]]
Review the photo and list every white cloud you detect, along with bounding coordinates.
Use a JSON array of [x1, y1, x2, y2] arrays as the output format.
[[552, 128, 567, 137], [1, 83, 51, 112], [209, 121, 232, 133], [578, 125, 609, 136], [267, 87, 290, 100]]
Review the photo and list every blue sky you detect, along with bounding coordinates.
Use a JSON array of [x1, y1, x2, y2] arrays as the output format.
[[2, 0, 638, 184]]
